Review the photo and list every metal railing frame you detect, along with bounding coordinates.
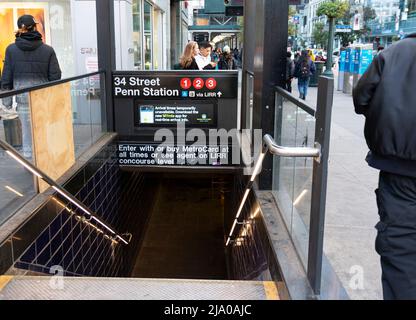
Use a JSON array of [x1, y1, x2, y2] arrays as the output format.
[[274, 76, 334, 296], [0, 71, 105, 99], [0, 70, 130, 245], [0, 138, 130, 245], [230, 75, 334, 296]]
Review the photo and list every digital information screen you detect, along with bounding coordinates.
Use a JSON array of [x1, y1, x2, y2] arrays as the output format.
[[134, 101, 216, 127]]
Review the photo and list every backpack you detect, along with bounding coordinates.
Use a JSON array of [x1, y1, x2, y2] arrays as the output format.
[[300, 61, 310, 79]]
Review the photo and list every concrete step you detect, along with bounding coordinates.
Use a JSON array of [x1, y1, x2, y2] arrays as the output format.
[[0, 276, 279, 300]]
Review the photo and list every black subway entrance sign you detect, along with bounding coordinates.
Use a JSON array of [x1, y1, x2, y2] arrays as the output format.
[[113, 72, 237, 99], [113, 71, 239, 167]]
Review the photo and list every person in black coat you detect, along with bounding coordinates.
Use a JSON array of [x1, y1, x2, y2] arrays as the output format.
[[353, 33, 416, 300], [218, 46, 237, 70], [294, 50, 315, 100], [285, 51, 295, 93], [1, 15, 62, 158]]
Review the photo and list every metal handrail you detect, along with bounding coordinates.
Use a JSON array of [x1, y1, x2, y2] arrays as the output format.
[[0, 70, 105, 99], [274, 86, 316, 116], [263, 134, 320, 158], [225, 134, 320, 246], [245, 70, 254, 77], [0, 138, 130, 245]]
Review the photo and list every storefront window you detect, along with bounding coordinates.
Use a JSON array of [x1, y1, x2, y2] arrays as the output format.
[[144, 1, 152, 70], [153, 8, 163, 70], [0, 0, 98, 78], [132, 0, 142, 70]]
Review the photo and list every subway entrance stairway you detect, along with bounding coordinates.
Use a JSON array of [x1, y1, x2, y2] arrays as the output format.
[[0, 69, 349, 300], [130, 175, 228, 280], [0, 141, 283, 299]]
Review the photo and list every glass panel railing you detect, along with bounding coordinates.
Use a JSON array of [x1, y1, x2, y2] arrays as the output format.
[[0, 93, 36, 225], [291, 106, 316, 267], [272, 90, 316, 268], [0, 93, 34, 161], [0, 72, 106, 226], [70, 73, 105, 157], [0, 148, 36, 226], [245, 71, 254, 130], [272, 97, 296, 232]]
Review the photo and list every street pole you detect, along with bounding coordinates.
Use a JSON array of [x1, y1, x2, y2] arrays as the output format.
[[323, 16, 335, 77], [295, 23, 298, 51]]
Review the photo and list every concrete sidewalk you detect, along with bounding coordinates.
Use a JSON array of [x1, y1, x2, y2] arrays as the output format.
[[294, 79, 382, 300]]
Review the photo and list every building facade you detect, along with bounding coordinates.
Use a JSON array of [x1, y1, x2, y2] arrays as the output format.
[[0, 0, 189, 78], [188, 0, 242, 49], [364, 0, 416, 45]]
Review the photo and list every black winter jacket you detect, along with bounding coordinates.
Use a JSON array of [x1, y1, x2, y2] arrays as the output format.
[[218, 54, 237, 70], [1, 31, 61, 106], [353, 33, 416, 177], [286, 57, 295, 80]]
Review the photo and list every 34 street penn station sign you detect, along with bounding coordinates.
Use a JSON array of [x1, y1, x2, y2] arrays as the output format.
[[112, 71, 238, 99]]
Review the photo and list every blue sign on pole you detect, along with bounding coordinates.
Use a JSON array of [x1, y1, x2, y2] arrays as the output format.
[[359, 49, 373, 75], [344, 48, 351, 73], [339, 50, 346, 72], [350, 48, 357, 73], [353, 49, 361, 74], [293, 15, 300, 24]]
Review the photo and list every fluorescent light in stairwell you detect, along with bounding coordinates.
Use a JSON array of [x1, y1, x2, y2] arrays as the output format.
[[116, 235, 129, 245], [51, 197, 123, 245], [235, 189, 250, 219], [5, 185, 23, 197], [6, 151, 42, 178], [229, 219, 238, 238], [91, 216, 116, 234], [250, 152, 266, 182], [52, 186, 92, 217], [293, 189, 308, 207], [250, 207, 260, 220], [52, 197, 72, 213]]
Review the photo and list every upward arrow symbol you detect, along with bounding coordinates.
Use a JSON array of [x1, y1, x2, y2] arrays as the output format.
[[217, 91, 223, 97]]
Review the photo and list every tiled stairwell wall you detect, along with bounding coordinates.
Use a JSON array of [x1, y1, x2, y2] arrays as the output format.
[[0, 144, 156, 277]]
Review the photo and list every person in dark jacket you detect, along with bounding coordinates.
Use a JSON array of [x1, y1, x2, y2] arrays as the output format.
[[218, 45, 237, 70], [1, 15, 61, 158], [353, 33, 416, 300], [285, 51, 295, 93], [294, 50, 315, 100]]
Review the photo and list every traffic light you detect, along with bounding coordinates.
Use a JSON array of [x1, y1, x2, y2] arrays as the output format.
[[224, 0, 244, 16]]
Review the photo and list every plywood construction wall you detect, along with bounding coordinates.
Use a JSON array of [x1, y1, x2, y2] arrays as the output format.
[[29, 82, 75, 192]]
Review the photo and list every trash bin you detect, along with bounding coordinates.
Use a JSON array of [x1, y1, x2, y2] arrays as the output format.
[[309, 61, 325, 87], [3, 118, 22, 148]]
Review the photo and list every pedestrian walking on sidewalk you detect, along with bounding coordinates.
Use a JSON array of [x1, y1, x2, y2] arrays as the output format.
[[1, 14, 61, 158], [294, 50, 315, 100], [353, 33, 416, 300], [285, 51, 295, 93]]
